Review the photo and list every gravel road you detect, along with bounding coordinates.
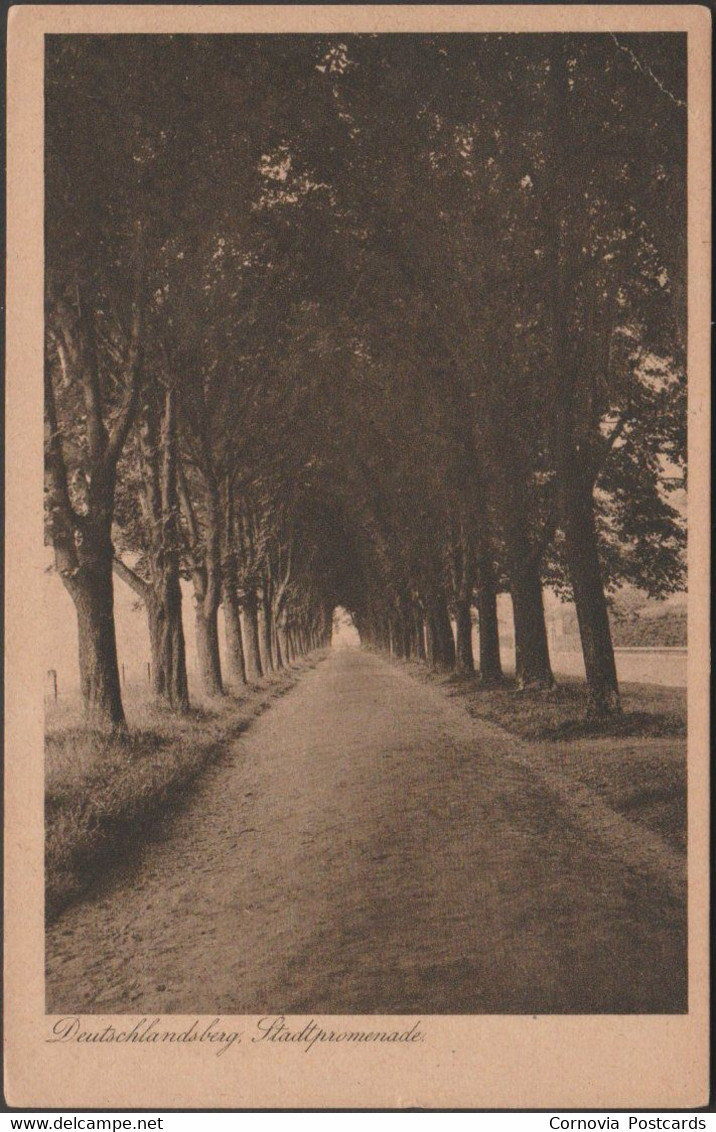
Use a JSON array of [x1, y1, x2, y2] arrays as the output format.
[[46, 649, 686, 1015]]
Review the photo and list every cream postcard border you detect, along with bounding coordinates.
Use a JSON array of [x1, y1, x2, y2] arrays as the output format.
[[5, 5, 711, 1109]]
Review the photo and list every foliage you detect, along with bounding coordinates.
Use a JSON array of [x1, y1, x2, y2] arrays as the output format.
[[45, 33, 687, 722]]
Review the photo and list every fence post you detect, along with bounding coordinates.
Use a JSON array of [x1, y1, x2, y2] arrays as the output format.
[[146, 661, 151, 685]]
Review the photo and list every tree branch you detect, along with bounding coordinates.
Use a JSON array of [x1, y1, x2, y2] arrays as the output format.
[[103, 221, 145, 472], [76, 282, 108, 463], [113, 556, 150, 600], [44, 358, 77, 522], [177, 459, 201, 550], [44, 357, 80, 580]]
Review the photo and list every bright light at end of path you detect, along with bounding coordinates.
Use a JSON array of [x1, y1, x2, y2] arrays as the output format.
[[331, 607, 361, 650]]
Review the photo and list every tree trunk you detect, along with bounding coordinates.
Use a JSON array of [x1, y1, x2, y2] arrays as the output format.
[[133, 387, 190, 713], [424, 615, 434, 665], [219, 474, 247, 690], [147, 600, 166, 698], [156, 388, 190, 712], [476, 567, 503, 684], [392, 610, 406, 658], [240, 591, 263, 681], [510, 558, 554, 690], [272, 609, 285, 670], [222, 588, 247, 688], [45, 266, 144, 731], [161, 573, 190, 712], [454, 595, 475, 675], [150, 590, 189, 712], [412, 607, 426, 660], [402, 612, 412, 659], [561, 476, 621, 716], [260, 589, 275, 674], [276, 616, 291, 668], [46, 378, 129, 730], [67, 544, 126, 730], [114, 558, 190, 714], [195, 603, 223, 698], [429, 597, 456, 669]]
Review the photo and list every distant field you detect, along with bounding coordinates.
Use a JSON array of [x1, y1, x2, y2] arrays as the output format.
[[550, 647, 687, 688], [612, 611, 687, 648], [493, 643, 687, 688]]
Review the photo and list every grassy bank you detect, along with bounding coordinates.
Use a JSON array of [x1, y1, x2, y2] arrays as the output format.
[[420, 669, 686, 742], [45, 654, 326, 921], [399, 660, 687, 854]]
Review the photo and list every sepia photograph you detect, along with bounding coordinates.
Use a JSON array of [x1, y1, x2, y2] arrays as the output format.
[[4, 3, 710, 1111], [41, 25, 691, 1017]]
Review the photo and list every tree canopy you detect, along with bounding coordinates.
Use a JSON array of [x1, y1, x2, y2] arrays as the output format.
[[44, 32, 687, 726]]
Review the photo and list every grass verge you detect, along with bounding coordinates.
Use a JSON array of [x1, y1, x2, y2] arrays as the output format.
[[45, 654, 326, 922], [399, 660, 687, 854], [403, 665, 685, 742]]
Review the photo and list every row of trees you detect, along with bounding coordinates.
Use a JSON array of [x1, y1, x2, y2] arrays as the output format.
[[45, 33, 686, 728]]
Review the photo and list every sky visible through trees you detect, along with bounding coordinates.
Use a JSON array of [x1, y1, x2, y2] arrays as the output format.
[[44, 32, 687, 728]]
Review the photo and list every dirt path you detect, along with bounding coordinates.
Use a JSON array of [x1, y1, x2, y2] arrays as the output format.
[[46, 649, 685, 1015]]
